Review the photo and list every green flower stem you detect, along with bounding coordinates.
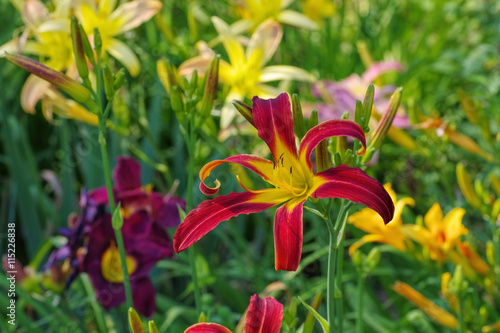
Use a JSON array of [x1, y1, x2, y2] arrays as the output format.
[[458, 295, 465, 333], [184, 113, 201, 316], [356, 273, 364, 333], [325, 200, 353, 331], [95, 57, 133, 310]]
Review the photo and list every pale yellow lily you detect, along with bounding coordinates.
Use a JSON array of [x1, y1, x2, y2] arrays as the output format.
[[75, 0, 162, 76], [179, 17, 315, 129], [302, 0, 335, 24], [348, 183, 414, 255]]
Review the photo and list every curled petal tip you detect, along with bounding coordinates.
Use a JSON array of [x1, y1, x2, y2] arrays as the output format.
[[200, 179, 221, 196], [356, 145, 366, 156]]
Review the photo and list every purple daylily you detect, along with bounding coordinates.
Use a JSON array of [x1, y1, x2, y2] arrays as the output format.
[[312, 61, 409, 128], [46, 157, 184, 316], [82, 211, 173, 317]]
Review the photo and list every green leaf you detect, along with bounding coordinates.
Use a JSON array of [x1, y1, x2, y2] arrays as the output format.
[[298, 297, 329, 333]]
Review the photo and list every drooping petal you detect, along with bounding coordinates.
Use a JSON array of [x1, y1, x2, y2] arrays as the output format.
[[349, 234, 396, 256], [110, 0, 162, 35], [260, 65, 316, 83], [274, 198, 306, 271], [173, 190, 292, 253], [178, 56, 213, 77], [311, 165, 394, 223], [199, 154, 276, 195], [20, 74, 51, 113], [278, 10, 318, 30], [252, 93, 297, 162], [107, 38, 140, 76], [246, 20, 282, 66], [185, 323, 232, 333], [113, 157, 142, 192], [131, 276, 156, 318], [299, 120, 366, 171], [244, 294, 283, 333]]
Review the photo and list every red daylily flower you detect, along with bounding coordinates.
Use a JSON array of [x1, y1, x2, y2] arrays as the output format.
[[185, 294, 283, 333], [174, 93, 394, 271]]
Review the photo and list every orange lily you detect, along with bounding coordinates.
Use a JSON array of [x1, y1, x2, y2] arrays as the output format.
[[174, 93, 394, 271]]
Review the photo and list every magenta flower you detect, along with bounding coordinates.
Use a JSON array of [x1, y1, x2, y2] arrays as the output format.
[[185, 294, 283, 333], [312, 61, 409, 128], [174, 93, 394, 271]]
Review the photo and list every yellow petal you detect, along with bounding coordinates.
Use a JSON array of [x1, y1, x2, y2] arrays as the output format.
[[278, 10, 318, 29], [107, 38, 140, 76], [246, 19, 282, 65]]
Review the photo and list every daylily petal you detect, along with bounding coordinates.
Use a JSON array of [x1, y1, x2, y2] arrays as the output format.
[[443, 207, 468, 248], [185, 323, 232, 333], [199, 154, 276, 195], [260, 65, 316, 83], [246, 20, 282, 66], [244, 294, 283, 333], [22, 0, 49, 29], [212, 17, 246, 68], [349, 234, 397, 256], [278, 10, 318, 30], [274, 197, 306, 271], [98, 0, 117, 16], [311, 165, 394, 223], [174, 190, 292, 253], [107, 38, 140, 76], [424, 203, 443, 232], [20, 74, 50, 113], [252, 93, 297, 162], [131, 276, 156, 318], [178, 56, 213, 77], [299, 120, 366, 171], [110, 0, 162, 35], [362, 60, 404, 83], [113, 157, 142, 192]]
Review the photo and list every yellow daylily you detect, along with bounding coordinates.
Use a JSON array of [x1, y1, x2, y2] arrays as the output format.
[[348, 183, 415, 255], [402, 203, 468, 263], [179, 17, 315, 129], [75, 0, 162, 76], [393, 281, 458, 329], [234, 0, 317, 32]]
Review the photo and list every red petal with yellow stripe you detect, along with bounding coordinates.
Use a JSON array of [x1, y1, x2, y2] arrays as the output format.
[[174, 190, 292, 253], [311, 165, 394, 223]]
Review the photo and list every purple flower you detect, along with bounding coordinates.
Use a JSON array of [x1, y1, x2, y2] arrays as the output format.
[[312, 61, 410, 128], [82, 211, 173, 317], [45, 189, 105, 288], [89, 156, 185, 228]]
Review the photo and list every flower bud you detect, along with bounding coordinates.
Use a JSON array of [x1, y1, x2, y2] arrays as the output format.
[[292, 93, 306, 140], [365, 247, 381, 273], [114, 68, 127, 90], [449, 265, 468, 297], [112, 203, 124, 230], [233, 100, 255, 128], [128, 308, 145, 333], [93, 28, 102, 57], [6, 53, 93, 105], [351, 250, 364, 271], [198, 312, 207, 323], [456, 163, 481, 209], [102, 64, 115, 101], [486, 241, 495, 266], [457, 89, 479, 125], [200, 55, 219, 119], [79, 24, 95, 65], [489, 173, 500, 197], [358, 84, 374, 132], [170, 86, 185, 114], [70, 17, 89, 80], [148, 321, 159, 333], [362, 87, 402, 163]]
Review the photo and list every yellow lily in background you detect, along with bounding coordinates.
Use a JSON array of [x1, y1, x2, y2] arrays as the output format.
[[348, 183, 414, 256], [179, 17, 315, 129], [402, 203, 467, 262], [75, 0, 162, 76], [233, 0, 317, 33], [301, 0, 335, 24], [393, 281, 458, 329]]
